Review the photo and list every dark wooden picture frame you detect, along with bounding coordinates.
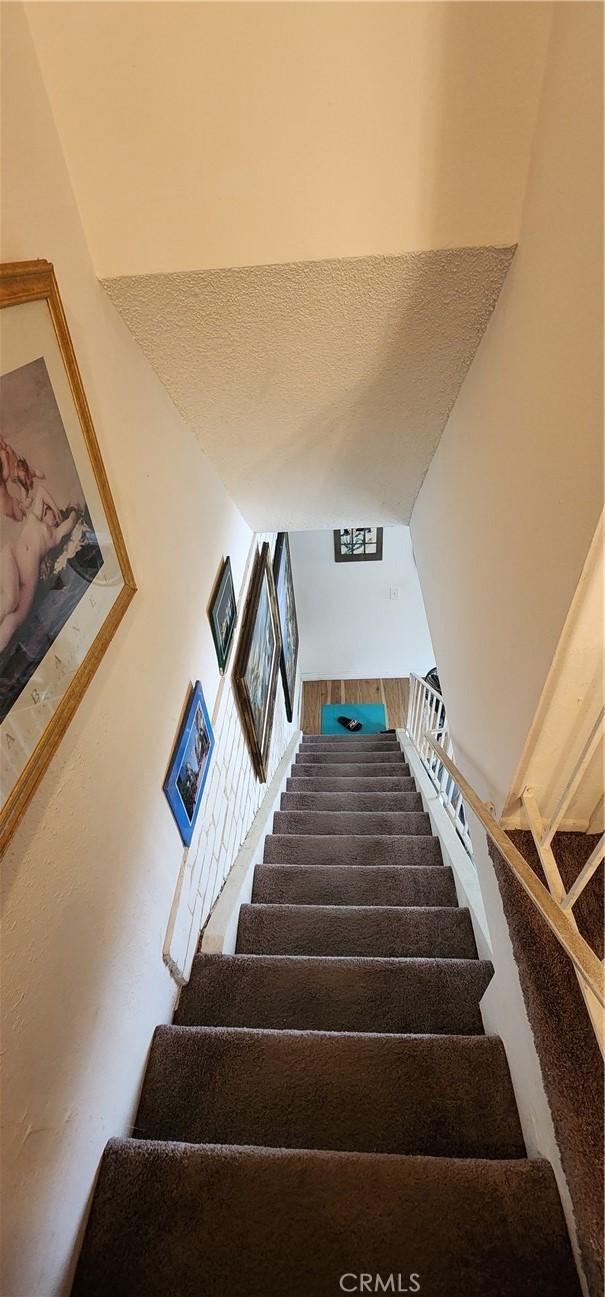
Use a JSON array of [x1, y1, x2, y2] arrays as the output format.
[[233, 542, 282, 782], [334, 526, 384, 562], [273, 532, 299, 722], [208, 556, 237, 673]]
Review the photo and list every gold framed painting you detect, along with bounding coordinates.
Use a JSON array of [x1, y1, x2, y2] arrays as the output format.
[[0, 260, 136, 852], [233, 542, 281, 782]]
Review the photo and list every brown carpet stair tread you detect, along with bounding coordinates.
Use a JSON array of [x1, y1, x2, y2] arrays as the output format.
[[135, 1026, 525, 1158], [294, 764, 413, 778], [296, 745, 406, 755], [236, 903, 477, 958], [264, 832, 443, 866], [72, 732, 581, 1296], [301, 736, 405, 747], [174, 953, 493, 1034], [296, 752, 407, 757], [71, 1140, 580, 1297], [273, 809, 432, 835], [287, 774, 417, 791], [281, 790, 424, 810], [252, 863, 459, 906]]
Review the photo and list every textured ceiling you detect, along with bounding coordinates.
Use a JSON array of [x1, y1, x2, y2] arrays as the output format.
[[103, 246, 514, 530]]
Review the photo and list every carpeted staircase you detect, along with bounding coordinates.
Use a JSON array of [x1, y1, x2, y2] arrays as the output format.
[[72, 733, 581, 1296]]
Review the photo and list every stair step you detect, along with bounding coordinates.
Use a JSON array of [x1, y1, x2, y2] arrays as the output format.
[[295, 750, 407, 765], [72, 1140, 579, 1297], [301, 739, 401, 751], [175, 953, 493, 1033], [273, 810, 432, 836], [302, 731, 398, 738], [281, 791, 423, 812], [287, 775, 417, 792], [236, 904, 476, 958], [252, 863, 459, 907], [135, 1027, 525, 1159], [264, 833, 442, 866], [295, 762, 411, 778]]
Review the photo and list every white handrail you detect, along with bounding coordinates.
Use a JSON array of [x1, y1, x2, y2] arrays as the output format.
[[406, 672, 604, 1046], [561, 834, 605, 913], [406, 674, 473, 856], [521, 781, 604, 1054]]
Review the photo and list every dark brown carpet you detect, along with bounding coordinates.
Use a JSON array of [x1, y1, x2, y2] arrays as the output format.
[[488, 830, 604, 1297], [252, 863, 459, 907], [294, 752, 407, 757], [236, 902, 477, 957], [174, 952, 493, 1034], [72, 1141, 579, 1297], [263, 832, 443, 865], [287, 774, 417, 791], [273, 809, 432, 835], [71, 734, 581, 1295], [301, 737, 402, 750], [135, 1026, 525, 1157], [281, 789, 424, 810]]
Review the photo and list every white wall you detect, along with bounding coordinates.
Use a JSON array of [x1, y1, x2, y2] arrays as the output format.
[[503, 512, 604, 834], [26, 1, 551, 277], [290, 527, 434, 681], [410, 0, 603, 812], [0, 9, 297, 1297], [409, 10, 603, 1282]]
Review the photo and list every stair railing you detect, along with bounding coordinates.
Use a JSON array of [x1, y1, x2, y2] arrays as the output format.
[[405, 673, 473, 856], [520, 707, 605, 1052], [406, 674, 604, 1041], [426, 732, 604, 1042]]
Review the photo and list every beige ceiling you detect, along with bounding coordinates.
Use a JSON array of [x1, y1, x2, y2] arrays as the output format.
[[26, 2, 551, 277], [103, 246, 514, 530]]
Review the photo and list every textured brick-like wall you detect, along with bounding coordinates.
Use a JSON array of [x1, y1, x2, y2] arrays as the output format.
[[165, 533, 300, 980]]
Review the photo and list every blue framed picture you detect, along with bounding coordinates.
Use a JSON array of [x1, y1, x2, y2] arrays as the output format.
[[163, 681, 215, 846]]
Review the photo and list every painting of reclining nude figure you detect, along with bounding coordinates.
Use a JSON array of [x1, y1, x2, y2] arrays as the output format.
[[0, 358, 103, 718], [0, 261, 136, 852]]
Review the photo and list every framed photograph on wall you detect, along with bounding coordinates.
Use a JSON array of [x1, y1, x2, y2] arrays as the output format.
[[233, 542, 281, 782], [273, 532, 299, 722], [0, 260, 136, 853], [208, 555, 237, 672], [163, 680, 215, 846], [334, 526, 383, 562]]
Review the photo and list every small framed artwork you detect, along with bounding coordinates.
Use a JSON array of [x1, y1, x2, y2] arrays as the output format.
[[208, 556, 237, 672], [233, 542, 281, 782], [0, 260, 136, 853], [273, 532, 299, 722], [163, 681, 215, 846], [334, 526, 384, 562]]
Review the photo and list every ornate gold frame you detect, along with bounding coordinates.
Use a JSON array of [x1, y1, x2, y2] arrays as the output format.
[[0, 260, 136, 852]]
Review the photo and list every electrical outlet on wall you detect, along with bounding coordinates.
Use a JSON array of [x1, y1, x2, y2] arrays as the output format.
[[389, 586, 400, 601]]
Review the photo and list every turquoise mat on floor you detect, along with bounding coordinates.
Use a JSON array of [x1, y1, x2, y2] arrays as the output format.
[[321, 703, 386, 735]]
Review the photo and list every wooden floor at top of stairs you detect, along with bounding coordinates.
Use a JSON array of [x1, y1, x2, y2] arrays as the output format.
[[301, 678, 410, 733]]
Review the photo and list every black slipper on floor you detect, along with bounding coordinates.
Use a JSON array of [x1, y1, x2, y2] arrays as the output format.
[[337, 715, 362, 732]]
